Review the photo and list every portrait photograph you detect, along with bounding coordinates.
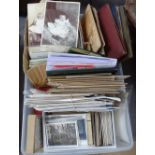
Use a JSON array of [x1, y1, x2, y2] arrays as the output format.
[[41, 1, 80, 48]]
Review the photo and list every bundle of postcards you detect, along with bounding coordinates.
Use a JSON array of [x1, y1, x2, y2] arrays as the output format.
[[24, 0, 132, 154]]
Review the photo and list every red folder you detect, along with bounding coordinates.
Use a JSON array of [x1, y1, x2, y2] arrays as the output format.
[[98, 4, 126, 59]]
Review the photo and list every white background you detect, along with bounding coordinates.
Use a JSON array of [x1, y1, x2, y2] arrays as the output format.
[[0, 0, 19, 154]]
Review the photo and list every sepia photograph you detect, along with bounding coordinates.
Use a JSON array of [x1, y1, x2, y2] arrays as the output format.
[[41, 1, 80, 47], [28, 3, 45, 46]]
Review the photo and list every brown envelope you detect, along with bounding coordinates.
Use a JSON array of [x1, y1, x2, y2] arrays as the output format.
[[91, 6, 106, 55], [81, 4, 102, 53]]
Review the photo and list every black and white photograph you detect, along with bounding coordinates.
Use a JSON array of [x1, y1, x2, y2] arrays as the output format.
[[41, 1, 80, 47], [46, 122, 78, 146]]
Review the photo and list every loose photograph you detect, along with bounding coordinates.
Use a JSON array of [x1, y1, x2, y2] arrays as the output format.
[[46, 122, 78, 146], [41, 1, 80, 47], [28, 3, 45, 46]]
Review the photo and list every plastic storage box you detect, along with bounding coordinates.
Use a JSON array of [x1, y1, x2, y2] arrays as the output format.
[[21, 74, 133, 155], [21, 1, 134, 153]]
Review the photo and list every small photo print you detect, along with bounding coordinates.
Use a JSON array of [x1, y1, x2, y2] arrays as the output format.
[[46, 122, 78, 146], [41, 1, 80, 47], [27, 3, 45, 46]]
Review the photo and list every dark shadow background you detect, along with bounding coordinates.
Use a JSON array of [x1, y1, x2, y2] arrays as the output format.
[[19, 0, 135, 154]]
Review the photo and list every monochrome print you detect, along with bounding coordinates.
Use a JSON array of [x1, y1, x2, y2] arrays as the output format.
[[41, 1, 80, 47], [46, 122, 78, 146]]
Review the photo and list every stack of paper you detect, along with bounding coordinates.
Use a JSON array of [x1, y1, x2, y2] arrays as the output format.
[[47, 73, 128, 94], [25, 87, 125, 112], [91, 111, 115, 146], [46, 53, 118, 76], [25, 64, 128, 112]]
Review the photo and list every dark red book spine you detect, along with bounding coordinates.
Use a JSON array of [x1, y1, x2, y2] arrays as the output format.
[[33, 109, 42, 116], [98, 4, 126, 59]]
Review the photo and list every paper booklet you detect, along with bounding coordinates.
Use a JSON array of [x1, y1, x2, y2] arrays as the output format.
[[46, 53, 118, 76]]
